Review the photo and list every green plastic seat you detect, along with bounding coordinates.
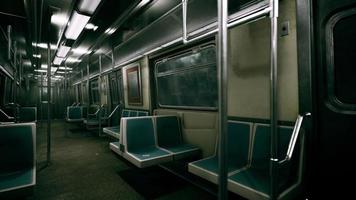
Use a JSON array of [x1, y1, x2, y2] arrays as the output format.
[[66, 107, 83, 122], [0, 123, 36, 197], [155, 116, 200, 159], [128, 111, 138, 117], [18, 107, 37, 123], [122, 117, 172, 168], [228, 124, 298, 200], [109, 142, 121, 155], [137, 111, 149, 116], [189, 121, 251, 184], [103, 126, 120, 139]]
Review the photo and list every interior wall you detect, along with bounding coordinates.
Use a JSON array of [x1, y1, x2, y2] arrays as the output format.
[[227, 0, 298, 121], [122, 56, 150, 110]]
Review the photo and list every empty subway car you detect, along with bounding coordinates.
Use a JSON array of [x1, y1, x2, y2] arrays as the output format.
[[1, 0, 355, 199]]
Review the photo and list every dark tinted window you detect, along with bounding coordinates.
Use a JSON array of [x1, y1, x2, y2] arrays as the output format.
[[333, 14, 356, 103], [155, 46, 217, 109]]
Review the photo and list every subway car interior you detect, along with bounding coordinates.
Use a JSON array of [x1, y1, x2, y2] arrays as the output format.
[[1, 0, 355, 199]]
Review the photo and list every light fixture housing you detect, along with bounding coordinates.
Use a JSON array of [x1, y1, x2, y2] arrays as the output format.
[[78, 0, 102, 14], [57, 45, 71, 57], [65, 11, 90, 40]]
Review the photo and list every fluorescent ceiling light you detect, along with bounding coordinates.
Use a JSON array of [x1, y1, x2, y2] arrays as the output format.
[[65, 11, 90, 40], [104, 28, 116, 35], [85, 23, 98, 31], [57, 45, 71, 57], [51, 13, 68, 26], [138, 0, 151, 8], [33, 54, 41, 58], [78, 0, 102, 14], [41, 64, 48, 69], [66, 57, 80, 63], [72, 47, 91, 55], [34, 69, 47, 73], [32, 43, 57, 50], [58, 67, 73, 70], [53, 57, 64, 65]]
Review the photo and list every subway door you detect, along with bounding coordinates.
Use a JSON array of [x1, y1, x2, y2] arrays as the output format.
[[313, 0, 356, 198]]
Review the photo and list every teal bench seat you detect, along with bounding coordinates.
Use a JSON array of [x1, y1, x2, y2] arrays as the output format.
[[189, 121, 252, 184], [109, 142, 121, 155], [228, 124, 302, 200], [0, 123, 36, 198], [103, 126, 120, 139], [121, 117, 172, 168], [66, 106, 83, 122], [104, 109, 148, 139], [19, 107, 37, 123], [155, 116, 200, 160]]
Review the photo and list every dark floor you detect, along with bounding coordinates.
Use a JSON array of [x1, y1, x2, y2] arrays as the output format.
[[31, 121, 216, 200]]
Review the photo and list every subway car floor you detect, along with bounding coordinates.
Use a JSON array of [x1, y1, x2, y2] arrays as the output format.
[[30, 121, 215, 200]]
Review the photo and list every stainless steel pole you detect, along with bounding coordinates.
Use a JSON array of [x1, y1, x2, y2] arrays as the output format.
[[217, 0, 228, 199], [269, 0, 279, 199], [47, 42, 52, 165]]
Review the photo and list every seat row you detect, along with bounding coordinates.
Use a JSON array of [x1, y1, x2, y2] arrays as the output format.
[[110, 115, 200, 168], [189, 121, 304, 200], [104, 109, 149, 139]]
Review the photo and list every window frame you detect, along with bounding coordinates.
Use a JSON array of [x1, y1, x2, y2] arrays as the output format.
[[154, 44, 217, 110], [326, 7, 356, 113]]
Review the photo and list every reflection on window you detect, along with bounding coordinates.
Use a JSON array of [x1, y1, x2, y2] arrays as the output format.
[[90, 79, 100, 105], [155, 45, 217, 109]]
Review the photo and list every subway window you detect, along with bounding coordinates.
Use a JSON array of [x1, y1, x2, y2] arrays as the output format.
[[155, 45, 217, 109], [333, 14, 356, 104], [327, 10, 356, 109]]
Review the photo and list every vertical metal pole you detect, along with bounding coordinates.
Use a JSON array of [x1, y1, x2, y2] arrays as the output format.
[[47, 42, 52, 165], [98, 55, 102, 137], [7, 25, 11, 60], [13, 41, 17, 105], [269, 0, 279, 199], [19, 56, 23, 100], [217, 0, 228, 199]]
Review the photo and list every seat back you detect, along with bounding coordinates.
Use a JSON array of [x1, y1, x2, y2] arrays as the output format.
[[122, 109, 130, 117], [0, 123, 35, 174], [124, 117, 155, 152], [138, 111, 149, 116], [155, 116, 182, 148], [129, 111, 138, 117], [251, 124, 293, 169], [19, 107, 37, 123], [67, 107, 82, 120], [227, 121, 252, 166]]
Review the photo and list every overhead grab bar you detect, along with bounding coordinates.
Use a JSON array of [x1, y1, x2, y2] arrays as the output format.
[[279, 112, 311, 164], [0, 108, 15, 120]]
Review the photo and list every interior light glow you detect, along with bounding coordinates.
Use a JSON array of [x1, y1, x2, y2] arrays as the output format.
[[33, 54, 41, 58], [85, 23, 98, 31], [34, 69, 47, 73], [78, 0, 102, 14], [65, 11, 90, 40], [58, 67, 73, 70], [72, 47, 91, 55], [53, 57, 64, 65], [104, 28, 116, 35], [51, 13, 68, 26], [138, 0, 151, 8], [57, 45, 71, 57], [66, 57, 81, 63]]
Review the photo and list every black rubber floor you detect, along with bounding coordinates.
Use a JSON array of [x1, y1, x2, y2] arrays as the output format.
[[30, 121, 215, 200]]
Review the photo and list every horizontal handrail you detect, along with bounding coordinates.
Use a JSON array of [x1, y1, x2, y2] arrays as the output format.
[[0, 108, 15, 120], [279, 112, 311, 164]]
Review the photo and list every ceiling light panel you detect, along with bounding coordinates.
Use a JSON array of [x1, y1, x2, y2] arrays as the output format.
[[78, 0, 102, 14], [58, 67, 73, 70], [65, 11, 90, 40], [57, 45, 71, 57], [53, 57, 64, 65]]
